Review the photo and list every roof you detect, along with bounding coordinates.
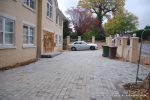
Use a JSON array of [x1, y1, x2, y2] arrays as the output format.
[[55, 0, 66, 20]]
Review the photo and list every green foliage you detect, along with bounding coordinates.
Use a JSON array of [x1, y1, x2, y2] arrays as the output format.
[[81, 29, 105, 41], [70, 32, 78, 39], [145, 25, 150, 29], [78, 0, 125, 35], [129, 29, 150, 40], [81, 30, 98, 40], [63, 19, 72, 38], [104, 10, 138, 36]]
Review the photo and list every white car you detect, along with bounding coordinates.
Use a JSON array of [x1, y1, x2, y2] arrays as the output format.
[[68, 41, 98, 51]]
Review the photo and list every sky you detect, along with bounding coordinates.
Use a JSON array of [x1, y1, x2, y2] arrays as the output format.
[[57, 0, 150, 29]]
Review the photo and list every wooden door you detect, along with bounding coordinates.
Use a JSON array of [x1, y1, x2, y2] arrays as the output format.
[[43, 32, 54, 53]]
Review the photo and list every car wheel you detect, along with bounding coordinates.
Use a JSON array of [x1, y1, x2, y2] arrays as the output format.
[[90, 46, 95, 50], [71, 47, 76, 51]]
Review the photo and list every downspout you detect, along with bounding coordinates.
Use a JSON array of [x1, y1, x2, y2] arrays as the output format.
[[37, 0, 42, 59]]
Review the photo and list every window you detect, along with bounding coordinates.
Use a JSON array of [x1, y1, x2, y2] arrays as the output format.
[[59, 17, 63, 26], [47, 0, 53, 19], [74, 42, 79, 44], [56, 14, 59, 24], [55, 34, 58, 46], [0, 16, 14, 45], [23, 0, 35, 9], [59, 35, 61, 44], [23, 25, 34, 45]]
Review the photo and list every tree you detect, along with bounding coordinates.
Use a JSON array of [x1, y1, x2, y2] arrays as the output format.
[[63, 19, 72, 38], [145, 25, 150, 29], [129, 25, 150, 41], [104, 10, 138, 36], [78, 0, 125, 35], [66, 7, 97, 36]]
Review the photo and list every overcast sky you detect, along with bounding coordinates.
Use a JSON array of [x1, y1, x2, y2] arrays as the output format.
[[57, 0, 150, 29]]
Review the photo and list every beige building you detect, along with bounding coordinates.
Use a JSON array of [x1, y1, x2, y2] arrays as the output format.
[[0, 0, 64, 69]]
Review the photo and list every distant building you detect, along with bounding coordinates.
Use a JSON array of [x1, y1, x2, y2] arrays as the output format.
[[0, 0, 65, 68]]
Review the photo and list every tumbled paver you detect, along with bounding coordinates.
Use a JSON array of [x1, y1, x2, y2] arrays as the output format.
[[0, 50, 149, 100]]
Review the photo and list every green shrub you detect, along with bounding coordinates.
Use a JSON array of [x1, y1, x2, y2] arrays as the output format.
[[129, 29, 150, 40]]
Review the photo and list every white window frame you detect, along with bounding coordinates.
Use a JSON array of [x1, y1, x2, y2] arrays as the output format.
[[47, 0, 53, 20], [23, 24, 35, 48], [59, 35, 62, 44], [0, 16, 15, 48], [22, 0, 36, 13], [59, 17, 63, 26], [56, 13, 59, 24], [55, 34, 58, 46], [23, 0, 36, 10]]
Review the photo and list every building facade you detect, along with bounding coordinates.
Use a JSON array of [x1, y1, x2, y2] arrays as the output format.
[[0, 0, 64, 69]]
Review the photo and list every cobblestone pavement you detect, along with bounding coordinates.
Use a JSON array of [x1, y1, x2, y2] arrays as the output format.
[[0, 50, 149, 100], [140, 43, 150, 55]]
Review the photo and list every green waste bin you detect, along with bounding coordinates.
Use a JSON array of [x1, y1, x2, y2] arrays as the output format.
[[102, 45, 109, 57], [109, 46, 117, 59]]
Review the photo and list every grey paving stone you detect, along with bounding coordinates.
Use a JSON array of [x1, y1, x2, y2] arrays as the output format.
[[0, 50, 149, 100]]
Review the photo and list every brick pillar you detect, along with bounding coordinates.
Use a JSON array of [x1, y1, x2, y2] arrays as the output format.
[[92, 36, 95, 44], [78, 36, 81, 41], [67, 36, 70, 45], [121, 37, 128, 58], [130, 37, 139, 63], [115, 37, 120, 47], [106, 37, 108, 45], [107, 37, 112, 47]]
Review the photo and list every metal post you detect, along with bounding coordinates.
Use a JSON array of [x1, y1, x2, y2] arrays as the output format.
[[135, 30, 146, 84]]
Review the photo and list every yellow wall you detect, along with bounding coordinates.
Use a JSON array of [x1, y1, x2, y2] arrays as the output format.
[[0, 0, 64, 68], [41, 0, 63, 54], [0, 0, 37, 68]]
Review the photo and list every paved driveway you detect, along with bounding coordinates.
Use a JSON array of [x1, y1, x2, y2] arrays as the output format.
[[140, 43, 150, 55], [0, 50, 149, 100]]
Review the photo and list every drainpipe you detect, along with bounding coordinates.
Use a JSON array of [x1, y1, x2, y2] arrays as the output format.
[[36, 0, 42, 59]]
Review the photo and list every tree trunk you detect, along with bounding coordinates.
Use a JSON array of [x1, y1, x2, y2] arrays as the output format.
[[97, 12, 105, 39]]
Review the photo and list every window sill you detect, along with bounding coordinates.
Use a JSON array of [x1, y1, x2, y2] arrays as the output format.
[[47, 16, 53, 22], [23, 4, 36, 13], [0, 45, 16, 50], [23, 44, 36, 48], [55, 44, 62, 47]]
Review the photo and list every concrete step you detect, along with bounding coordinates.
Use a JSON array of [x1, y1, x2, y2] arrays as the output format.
[[41, 52, 62, 58]]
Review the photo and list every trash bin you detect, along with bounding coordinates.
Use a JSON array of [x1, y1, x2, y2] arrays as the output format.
[[109, 46, 117, 59], [102, 45, 109, 57]]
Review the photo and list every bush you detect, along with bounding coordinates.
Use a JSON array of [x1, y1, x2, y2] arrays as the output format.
[[81, 30, 105, 41], [81, 30, 98, 41], [129, 29, 150, 40]]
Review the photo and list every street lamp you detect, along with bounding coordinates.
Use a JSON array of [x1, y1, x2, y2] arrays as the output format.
[[135, 29, 148, 84]]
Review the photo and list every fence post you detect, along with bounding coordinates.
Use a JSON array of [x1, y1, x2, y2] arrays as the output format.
[[67, 36, 70, 45], [121, 37, 128, 58], [106, 37, 108, 45], [115, 37, 120, 47], [130, 37, 139, 63], [107, 37, 113, 47], [92, 36, 95, 44], [78, 36, 81, 41]]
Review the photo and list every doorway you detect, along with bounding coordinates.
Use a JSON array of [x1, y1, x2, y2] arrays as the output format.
[[43, 32, 54, 53]]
